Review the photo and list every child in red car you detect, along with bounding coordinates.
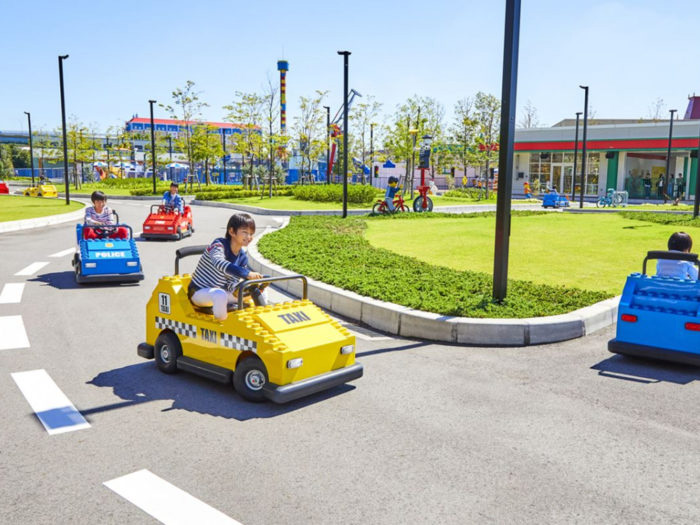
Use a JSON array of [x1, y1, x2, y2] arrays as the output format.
[[83, 191, 128, 240]]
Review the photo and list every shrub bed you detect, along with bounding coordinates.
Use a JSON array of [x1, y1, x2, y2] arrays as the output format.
[[619, 211, 700, 227], [195, 187, 294, 200], [257, 214, 610, 318], [292, 183, 379, 204], [443, 187, 497, 200]]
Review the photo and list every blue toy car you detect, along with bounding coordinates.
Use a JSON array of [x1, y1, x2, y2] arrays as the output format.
[[541, 191, 570, 208], [608, 250, 700, 366], [72, 214, 144, 284]]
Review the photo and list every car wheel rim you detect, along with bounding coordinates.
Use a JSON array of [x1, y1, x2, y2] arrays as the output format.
[[245, 369, 265, 391], [160, 345, 171, 363]]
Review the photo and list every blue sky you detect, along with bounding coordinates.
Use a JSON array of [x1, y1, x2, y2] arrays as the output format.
[[2, 0, 699, 134]]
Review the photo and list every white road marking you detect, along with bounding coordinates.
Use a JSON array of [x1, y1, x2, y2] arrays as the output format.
[[11, 369, 90, 435], [49, 247, 75, 258], [0, 283, 25, 304], [0, 315, 30, 349], [14, 262, 49, 276], [105, 469, 242, 525]]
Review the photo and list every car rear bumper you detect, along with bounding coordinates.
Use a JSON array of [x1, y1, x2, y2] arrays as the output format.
[[263, 362, 364, 404], [76, 270, 144, 284], [142, 232, 181, 240], [608, 338, 700, 367]]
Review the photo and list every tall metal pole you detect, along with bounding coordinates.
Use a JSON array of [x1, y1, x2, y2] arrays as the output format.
[[492, 0, 521, 302], [58, 55, 70, 205], [571, 112, 581, 203], [338, 51, 351, 218], [664, 109, 677, 204], [24, 112, 35, 185], [579, 85, 589, 208], [370, 123, 374, 188], [323, 105, 330, 184], [694, 121, 700, 218], [149, 100, 157, 194]]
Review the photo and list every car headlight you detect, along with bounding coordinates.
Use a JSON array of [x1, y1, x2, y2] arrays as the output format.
[[126, 261, 138, 267], [167, 227, 173, 231], [144, 226, 151, 230], [85, 263, 97, 268], [340, 344, 354, 355], [287, 358, 303, 369]]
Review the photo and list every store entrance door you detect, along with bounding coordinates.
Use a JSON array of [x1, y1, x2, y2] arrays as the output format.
[[551, 164, 574, 194]]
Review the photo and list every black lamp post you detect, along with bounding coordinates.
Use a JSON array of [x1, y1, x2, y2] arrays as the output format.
[[694, 121, 700, 218], [664, 109, 677, 204], [58, 54, 70, 205], [338, 50, 351, 218], [149, 100, 157, 194], [323, 105, 330, 184], [571, 111, 582, 203], [24, 111, 35, 186], [221, 131, 227, 183], [492, 0, 521, 302], [579, 85, 589, 208]]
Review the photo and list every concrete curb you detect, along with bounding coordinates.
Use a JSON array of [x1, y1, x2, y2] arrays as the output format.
[[0, 200, 86, 234], [247, 218, 620, 345]]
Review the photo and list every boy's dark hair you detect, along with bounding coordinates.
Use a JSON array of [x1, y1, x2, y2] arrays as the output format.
[[668, 231, 693, 252], [170, 182, 178, 187], [388, 176, 399, 184], [91, 190, 106, 203], [226, 213, 256, 239]]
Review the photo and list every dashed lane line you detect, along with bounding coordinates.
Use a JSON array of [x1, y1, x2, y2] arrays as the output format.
[[0, 283, 25, 304], [11, 369, 90, 435], [0, 315, 30, 350], [49, 247, 75, 258], [104, 469, 243, 525], [14, 261, 49, 276]]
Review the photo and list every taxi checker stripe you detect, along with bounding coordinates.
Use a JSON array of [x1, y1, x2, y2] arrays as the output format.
[[155, 316, 197, 338], [220, 332, 257, 352]]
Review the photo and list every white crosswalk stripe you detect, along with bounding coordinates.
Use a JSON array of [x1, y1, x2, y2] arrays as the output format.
[[0, 315, 30, 350], [15, 261, 49, 276], [0, 283, 25, 304], [105, 469, 243, 525], [49, 247, 75, 258]]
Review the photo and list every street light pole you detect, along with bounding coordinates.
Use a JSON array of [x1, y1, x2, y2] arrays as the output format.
[[664, 109, 677, 204], [149, 100, 157, 194], [694, 120, 700, 218], [410, 128, 418, 199], [323, 105, 330, 184], [221, 131, 227, 183], [58, 54, 70, 205], [492, 0, 521, 302], [571, 112, 581, 203], [579, 85, 589, 208], [24, 111, 35, 186], [338, 50, 351, 218]]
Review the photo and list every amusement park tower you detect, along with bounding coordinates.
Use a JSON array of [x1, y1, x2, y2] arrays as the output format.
[[277, 60, 289, 134]]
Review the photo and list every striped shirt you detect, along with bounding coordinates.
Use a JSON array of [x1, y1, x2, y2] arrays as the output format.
[[190, 238, 251, 292], [85, 205, 115, 225]]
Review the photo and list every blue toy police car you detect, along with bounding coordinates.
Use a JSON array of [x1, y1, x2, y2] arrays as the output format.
[[541, 191, 570, 208], [72, 214, 144, 284], [608, 250, 700, 366]]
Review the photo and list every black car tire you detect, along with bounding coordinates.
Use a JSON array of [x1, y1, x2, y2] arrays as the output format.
[[154, 331, 182, 374], [233, 357, 268, 402]]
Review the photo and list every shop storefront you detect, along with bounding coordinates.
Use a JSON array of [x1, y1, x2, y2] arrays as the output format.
[[513, 119, 700, 199]]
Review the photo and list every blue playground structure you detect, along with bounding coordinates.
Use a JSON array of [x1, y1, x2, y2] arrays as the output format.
[[608, 251, 700, 366]]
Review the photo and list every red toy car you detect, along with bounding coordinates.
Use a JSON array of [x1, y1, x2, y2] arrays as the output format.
[[142, 204, 194, 240], [0, 180, 9, 194]]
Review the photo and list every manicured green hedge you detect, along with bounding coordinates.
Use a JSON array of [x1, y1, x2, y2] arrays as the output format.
[[257, 214, 610, 318], [195, 188, 294, 200], [292, 183, 380, 204], [443, 187, 497, 200], [619, 211, 700, 227]]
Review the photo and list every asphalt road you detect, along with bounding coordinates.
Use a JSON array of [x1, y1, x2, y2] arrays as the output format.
[[1, 199, 699, 524]]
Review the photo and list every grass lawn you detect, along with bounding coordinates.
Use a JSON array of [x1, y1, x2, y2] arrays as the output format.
[[0, 196, 84, 222], [364, 212, 699, 295]]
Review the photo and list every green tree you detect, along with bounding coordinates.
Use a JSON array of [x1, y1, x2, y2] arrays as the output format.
[[450, 97, 480, 183], [474, 92, 501, 198], [291, 90, 328, 185], [162, 80, 208, 174], [191, 124, 223, 185], [349, 96, 382, 184], [0, 145, 14, 178], [224, 91, 264, 189]]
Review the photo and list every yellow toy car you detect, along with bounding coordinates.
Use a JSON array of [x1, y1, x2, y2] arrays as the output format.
[[23, 183, 58, 198], [137, 246, 363, 403]]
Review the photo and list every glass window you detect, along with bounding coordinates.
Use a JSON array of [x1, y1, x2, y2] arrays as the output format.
[[552, 152, 563, 163]]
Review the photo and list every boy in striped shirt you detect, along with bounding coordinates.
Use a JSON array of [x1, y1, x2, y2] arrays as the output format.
[[188, 213, 264, 321], [83, 191, 128, 239]]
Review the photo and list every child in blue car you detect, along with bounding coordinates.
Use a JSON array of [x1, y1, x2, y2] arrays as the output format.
[[385, 176, 402, 212], [188, 213, 264, 321], [162, 182, 184, 214], [656, 232, 699, 280]]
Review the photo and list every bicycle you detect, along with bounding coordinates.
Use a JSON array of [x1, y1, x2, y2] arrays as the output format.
[[597, 188, 625, 208], [371, 192, 410, 215]]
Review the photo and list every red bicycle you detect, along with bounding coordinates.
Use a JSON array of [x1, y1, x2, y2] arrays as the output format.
[[371, 192, 409, 215]]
